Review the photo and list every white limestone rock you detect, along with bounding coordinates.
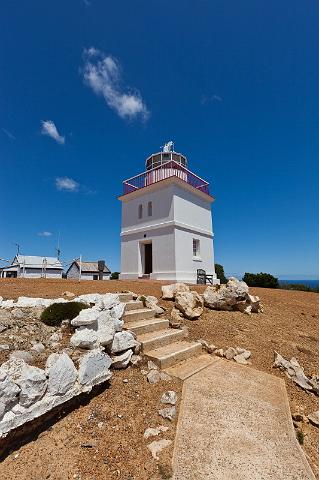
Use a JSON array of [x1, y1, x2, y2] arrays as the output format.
[[0, 345, 10, 352], [111, 331, 138, 354], [71, 307, 100, 327], [225, 347, 237, 360], [204, 277, 249, 311], [15, 365, 47, 407], [49, 332, 62, 344], [112, 349, 133, 369], [0, 369, 20, 412], [147, 370, 161, 384], [46, 353, 77, 396], [31, 342, 45, 354], [147, 439, 172, 460], [143, 425, 169, 439], [175, 291, 204, 319], [1, 300, 15, 308], [73, 293, 104, 306], [94, 311, 116, 346], [161, 391, 177, 405], [0, 401, 5, 420], [158, 406, 176, 421], [78, 350, 112, 386], [70, 329, 99, 349], [101, 294, 121, 311], [161, 283, 190, 300], [10, 351, 33, 363], [247, 294, 262, 313]]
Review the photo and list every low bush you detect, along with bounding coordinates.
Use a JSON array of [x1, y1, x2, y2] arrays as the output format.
[[242, 272, 279, 289], [280, 283, 312, 292], [110, 271, 120, 280], [280, 283, 319, 293], [215, 264, 227, 284], [41, 301, 88, 327]]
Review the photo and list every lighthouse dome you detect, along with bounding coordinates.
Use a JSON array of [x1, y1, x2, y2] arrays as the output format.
[[145, 142, 188, 171]]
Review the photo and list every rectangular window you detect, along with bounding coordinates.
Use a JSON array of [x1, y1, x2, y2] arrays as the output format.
[[193, 239, 200, 257], [148, 201, 152, 216], [138, 204, 143, 219]]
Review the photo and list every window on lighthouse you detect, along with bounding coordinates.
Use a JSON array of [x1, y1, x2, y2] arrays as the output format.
[[148, 201, 152, 216], [138, 204, 143, 219], [193, 239, 200, 258]]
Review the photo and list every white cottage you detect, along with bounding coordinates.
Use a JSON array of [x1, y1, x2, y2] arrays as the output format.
[[0, 255, 63, 279], [66, 260, 111, 281], [119, 143, 219, 284]]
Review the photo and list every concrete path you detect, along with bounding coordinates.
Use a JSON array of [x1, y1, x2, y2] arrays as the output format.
[[173, 359, 315, 479]]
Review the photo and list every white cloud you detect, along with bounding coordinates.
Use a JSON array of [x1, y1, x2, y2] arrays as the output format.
[[37, 231, 52, 237], [41, 120, 65, 144], [201, 94, 223, 105], [2, 128, 16, 140], [83, 48, 149, 121], [55, 177, 79, 192]]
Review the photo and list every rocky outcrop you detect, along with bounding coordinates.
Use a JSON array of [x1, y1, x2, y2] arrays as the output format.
[[175, 291, 204, 319], [161, 283, 190, 300], [203, 278, 263, 314], [273, 352, 319, 394], [0, 349, 112, 438]]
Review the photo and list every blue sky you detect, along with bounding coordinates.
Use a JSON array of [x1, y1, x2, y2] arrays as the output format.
[[1, 0, 319, 278]]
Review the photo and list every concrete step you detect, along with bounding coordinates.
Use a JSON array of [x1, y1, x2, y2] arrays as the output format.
[[118, 293, 134, 302], [123, 308, 156, 322], [139, 328, 186, 352], [124, 300, 144, 312], [164, 354, 219, 380], [145, 341, 202, 369], [125, 318, 170, 335]]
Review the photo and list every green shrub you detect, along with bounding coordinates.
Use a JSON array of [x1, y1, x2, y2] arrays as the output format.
[[41, 302, 88, 326], [280, 283, 312, 292], [242, 272, 279, 289], [110, 271, 120, 280], [215, 264, 227, 284], [296, 430, 304, 445]]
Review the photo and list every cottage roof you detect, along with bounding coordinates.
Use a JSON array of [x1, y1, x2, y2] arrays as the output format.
[[68, 261, 110, 274], [13, 255, 63, 269]]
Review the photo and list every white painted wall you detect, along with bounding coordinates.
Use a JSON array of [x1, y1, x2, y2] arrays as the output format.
[[120, 177, 219, 284], [20, 268, 62, 279]]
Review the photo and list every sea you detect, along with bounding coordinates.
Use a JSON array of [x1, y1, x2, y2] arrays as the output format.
[[279, 279, 319, 288]]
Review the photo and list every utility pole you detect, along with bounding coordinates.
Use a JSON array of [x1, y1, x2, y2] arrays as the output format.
[[14, 243, 20, 256], [55, 231, 61, 260], [79, 255, 82, 282]]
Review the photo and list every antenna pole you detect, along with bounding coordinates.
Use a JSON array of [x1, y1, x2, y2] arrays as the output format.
[[79, 255, 82, 282]]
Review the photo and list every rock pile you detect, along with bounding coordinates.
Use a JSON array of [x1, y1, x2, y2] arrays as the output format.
[[274, 352, 319, 395], [0, 292, 143, 438], [162, 278, 262, 321], [203, 277, 263, 314], [69, 294, 140, 369], [0, 349, 112, 438]]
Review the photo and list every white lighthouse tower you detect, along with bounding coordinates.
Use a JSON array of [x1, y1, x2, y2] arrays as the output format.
[[119, 142, 219, 284]]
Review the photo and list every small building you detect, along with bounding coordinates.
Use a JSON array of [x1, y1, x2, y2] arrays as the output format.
[[66, 260, 111, 281], [118, 142, 219, 284], [0, 255, 63, 279]]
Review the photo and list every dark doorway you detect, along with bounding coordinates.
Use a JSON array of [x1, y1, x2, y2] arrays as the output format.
[[93, 274, 98, 280], [144, 243, 152, 274]]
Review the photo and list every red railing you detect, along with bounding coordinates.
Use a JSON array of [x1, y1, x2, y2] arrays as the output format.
[[122, 161, 210, 195]]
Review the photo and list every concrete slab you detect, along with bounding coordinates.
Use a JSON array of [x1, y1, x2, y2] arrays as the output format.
[[173, 359, 315, 479], [164, 354, 219, 380]]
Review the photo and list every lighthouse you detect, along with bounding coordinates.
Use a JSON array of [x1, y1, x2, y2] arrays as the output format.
[[118, 142, 219, 284]]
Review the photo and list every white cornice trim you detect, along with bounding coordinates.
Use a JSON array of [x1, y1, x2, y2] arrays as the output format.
[[121, 220, 213, 238]]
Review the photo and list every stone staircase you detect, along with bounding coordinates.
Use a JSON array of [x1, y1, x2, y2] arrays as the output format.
[[119, 293, 215, 377]]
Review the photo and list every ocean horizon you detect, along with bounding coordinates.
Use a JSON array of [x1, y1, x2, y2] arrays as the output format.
[[279, 279, 319, 288]]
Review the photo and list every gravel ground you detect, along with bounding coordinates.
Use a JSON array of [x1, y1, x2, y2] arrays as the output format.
[[0, 279, 318, 478]]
